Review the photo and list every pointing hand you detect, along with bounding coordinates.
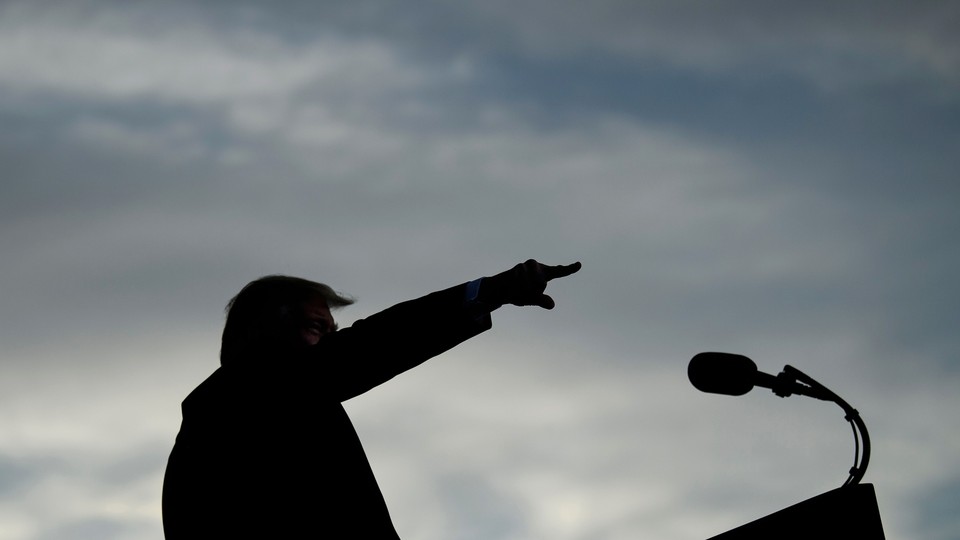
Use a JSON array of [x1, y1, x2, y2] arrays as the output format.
[[480, 259, 582, 310]]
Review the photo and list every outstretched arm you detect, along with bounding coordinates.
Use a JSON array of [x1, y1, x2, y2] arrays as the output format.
[[311, 259, 581, 400]]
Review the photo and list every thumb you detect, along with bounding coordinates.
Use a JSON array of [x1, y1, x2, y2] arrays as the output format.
[[534, 294, 556, 310]]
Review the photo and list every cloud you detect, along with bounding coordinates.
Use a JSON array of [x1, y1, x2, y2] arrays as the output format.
[[1, 1, 958, 540], [0, 1, 327, 104], [413, 0, 960, 91]]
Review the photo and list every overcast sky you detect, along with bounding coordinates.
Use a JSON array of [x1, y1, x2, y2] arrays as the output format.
[[1, 1, 958, 539]]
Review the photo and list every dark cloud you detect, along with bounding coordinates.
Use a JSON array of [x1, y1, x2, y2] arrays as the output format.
[[0, 454, 40, 498], [914, 477, 960, 540]]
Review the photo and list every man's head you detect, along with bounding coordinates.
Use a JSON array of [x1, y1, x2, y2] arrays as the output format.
[[220, 275, 354, 365]]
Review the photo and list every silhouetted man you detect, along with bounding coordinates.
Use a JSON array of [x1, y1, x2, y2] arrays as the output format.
[[161, 259, 581, 538]]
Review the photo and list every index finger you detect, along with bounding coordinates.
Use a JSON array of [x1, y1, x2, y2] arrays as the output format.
[[543, 261, 582, 281]]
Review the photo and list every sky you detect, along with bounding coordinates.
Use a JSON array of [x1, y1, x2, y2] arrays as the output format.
[[1, 0, 958, 538]]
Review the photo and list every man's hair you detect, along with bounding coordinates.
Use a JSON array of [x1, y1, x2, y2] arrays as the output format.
[[220, 275, 354, 365]]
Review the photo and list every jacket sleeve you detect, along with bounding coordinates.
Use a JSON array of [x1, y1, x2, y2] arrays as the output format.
[[298, 282, 493, 401]]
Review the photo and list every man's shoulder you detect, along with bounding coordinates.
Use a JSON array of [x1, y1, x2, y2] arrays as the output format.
[[182, 363, 331, 413], [181, 366, 258, 412]]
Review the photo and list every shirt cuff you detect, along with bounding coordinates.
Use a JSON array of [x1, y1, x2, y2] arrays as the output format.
[[465, 278, 483, 303]]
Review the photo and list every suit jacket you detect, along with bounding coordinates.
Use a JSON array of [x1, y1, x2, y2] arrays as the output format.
[[162, 283, 492, 539]]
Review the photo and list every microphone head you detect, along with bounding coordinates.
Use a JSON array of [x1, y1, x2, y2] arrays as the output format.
[[688, 352, 758, 396]]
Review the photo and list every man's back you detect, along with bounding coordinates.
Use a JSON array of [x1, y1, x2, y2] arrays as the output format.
[[162, 364, 400, 539]]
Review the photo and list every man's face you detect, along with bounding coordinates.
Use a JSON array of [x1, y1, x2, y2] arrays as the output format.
[[297, 297, 337, 346]]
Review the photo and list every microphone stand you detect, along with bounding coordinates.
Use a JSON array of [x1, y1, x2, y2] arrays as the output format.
[[771, 365, 871, 487], [702, 361, 885, 539]]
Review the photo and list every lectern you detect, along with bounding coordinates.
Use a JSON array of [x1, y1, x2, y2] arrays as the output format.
[[688, 353, 885, 540], [708, 483, 884, 539]]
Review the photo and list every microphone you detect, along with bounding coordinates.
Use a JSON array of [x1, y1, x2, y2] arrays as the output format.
[[688, 352, 831, 400], [688, 352, 871, 486]]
